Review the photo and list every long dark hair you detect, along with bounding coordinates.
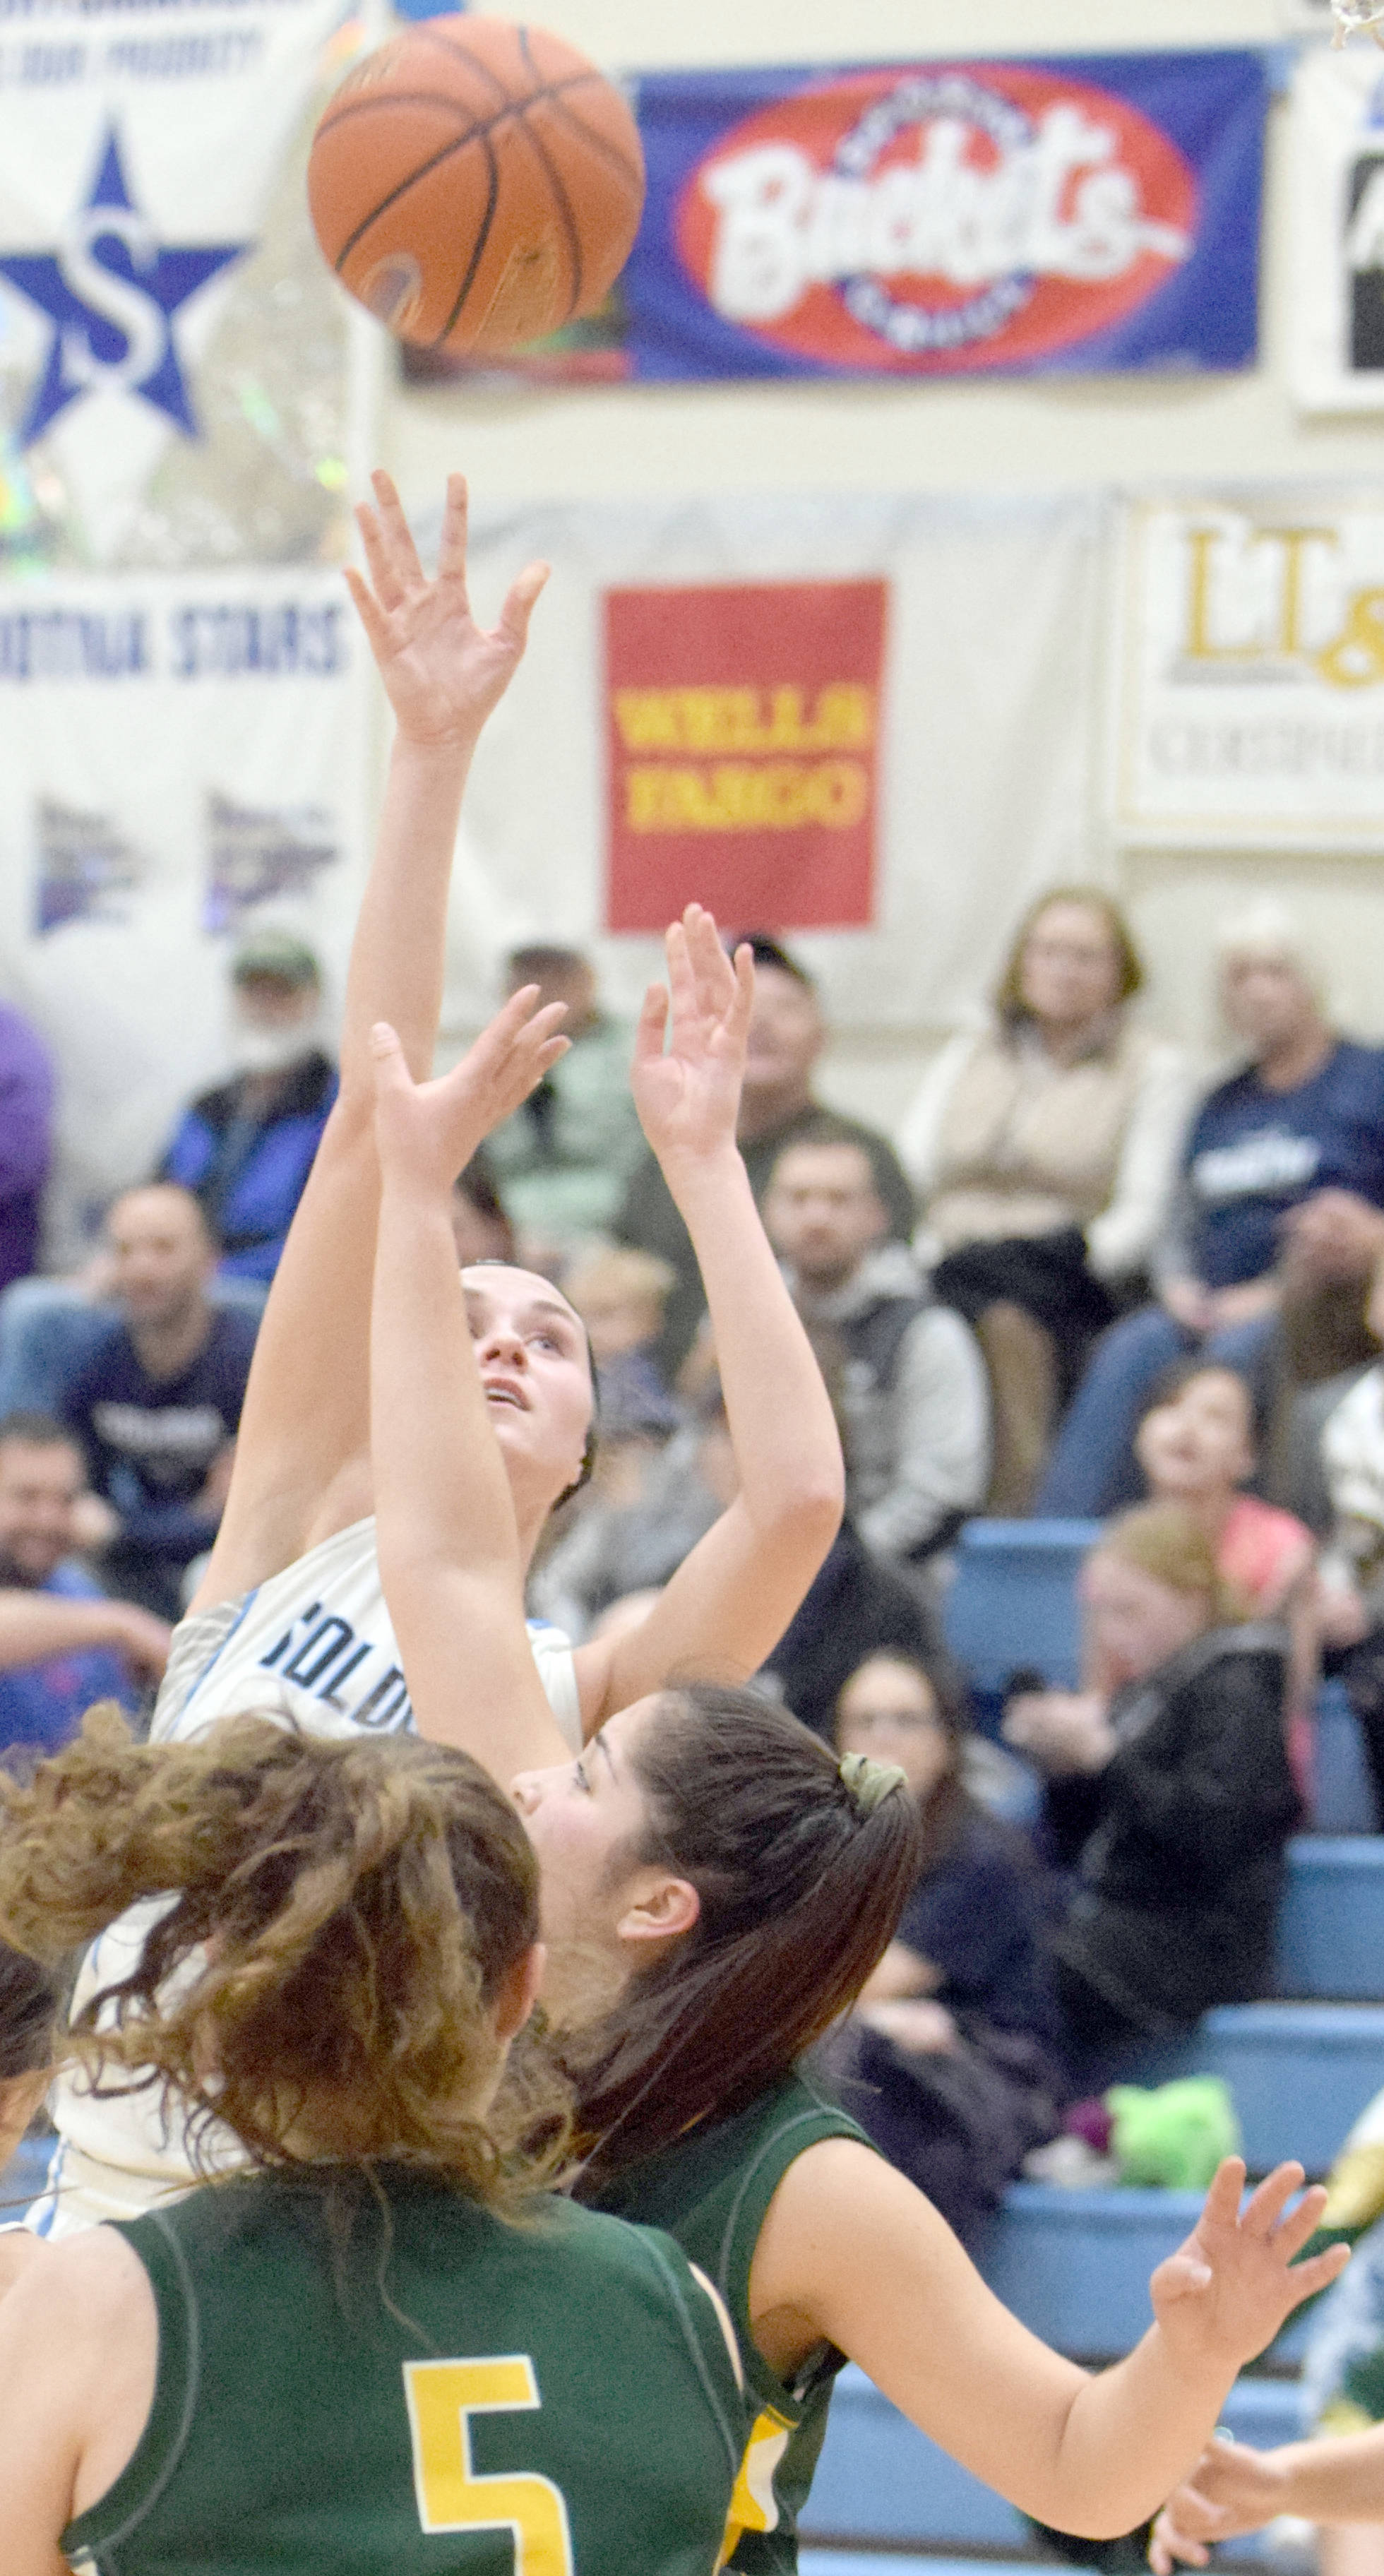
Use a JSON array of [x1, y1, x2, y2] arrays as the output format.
[[563, 1684, 922, 2188]]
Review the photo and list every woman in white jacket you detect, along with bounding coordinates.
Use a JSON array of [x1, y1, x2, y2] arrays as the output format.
[[897, 887, 1190, 1507]]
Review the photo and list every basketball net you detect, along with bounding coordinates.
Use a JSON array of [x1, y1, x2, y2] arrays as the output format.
[[1333, 0, 1384, 46]]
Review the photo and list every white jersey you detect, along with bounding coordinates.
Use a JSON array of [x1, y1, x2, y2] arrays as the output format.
[[150, 1511, 583, 1753], [35, 1516, 583, 2238]]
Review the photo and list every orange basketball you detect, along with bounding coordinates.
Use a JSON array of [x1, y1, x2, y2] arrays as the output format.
[[307, 15, 645, 357]]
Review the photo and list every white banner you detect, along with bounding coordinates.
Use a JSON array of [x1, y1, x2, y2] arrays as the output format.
[[0, 0, 374, 567], [1290, 42, 1384, 413], [0, 567, 366, 1242], [429, 490, 1110, 1041], [1114, 492, 1384, 847]]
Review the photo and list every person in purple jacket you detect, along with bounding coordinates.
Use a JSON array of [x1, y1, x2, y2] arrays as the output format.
[[0, 1001, 53, 1296], [157, 930, 338, 1287]]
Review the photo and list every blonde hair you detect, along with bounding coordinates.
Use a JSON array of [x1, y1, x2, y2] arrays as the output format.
[[0, 1709, 570, 2207], [1099, 1503, 1250, 1627], [1215, 899, 1326, 1008], [993, 884, 1144, 1022], [563, 1247, 676, 1315]]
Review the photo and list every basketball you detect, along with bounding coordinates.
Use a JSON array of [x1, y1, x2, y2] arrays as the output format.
[[306, 14, 645, 359]]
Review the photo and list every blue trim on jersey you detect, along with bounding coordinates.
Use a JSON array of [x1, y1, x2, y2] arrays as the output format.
[[175, 1585, 261, 1727]]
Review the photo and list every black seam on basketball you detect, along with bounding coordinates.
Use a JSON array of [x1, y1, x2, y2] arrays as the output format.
[[428, 131, 501, 349], [511, 45, 583, 322], [405, 20, 516, 100], [320, 64, 622, 302], [316, 66, 604, 143], [532, 83, 645, 196]]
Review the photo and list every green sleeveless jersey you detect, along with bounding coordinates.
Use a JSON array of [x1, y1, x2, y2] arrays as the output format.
[[62, 2165, 747, 2576], [592, 2073, 873, 2576]]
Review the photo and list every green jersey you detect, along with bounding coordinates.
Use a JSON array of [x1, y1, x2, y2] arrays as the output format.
[[62, 2165, 747, 2576], [593, 2074, 873, 2576]]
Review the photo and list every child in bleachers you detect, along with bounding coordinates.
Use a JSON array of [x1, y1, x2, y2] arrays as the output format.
[[1131, 1361, 1318, 1782], [561, 1244, 680, 1439], [1318, 1250, 1384, 1819], [1005, 1505, 1299, 2066], [829, 1647, 1064, 2246]]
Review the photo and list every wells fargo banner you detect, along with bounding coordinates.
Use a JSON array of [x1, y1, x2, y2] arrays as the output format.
[[407, 48, 1267, 390], [1114, 494, 1384, 848], [1289, 45, 1384, 415], [0, 566, 367, 1233], [604, 580, 887, 930], [0, 0, 373, 568], [414, 489, 1108, 1042]]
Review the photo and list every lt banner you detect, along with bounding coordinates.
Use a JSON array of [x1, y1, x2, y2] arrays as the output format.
[[621, 50, 1266, 383], [1114, 494, 1384, 849], [427, 489, 1108, 1039], [1289, 44, 1384, 414], [0, 568, 366, 1222], [0, 0, 371, 568]]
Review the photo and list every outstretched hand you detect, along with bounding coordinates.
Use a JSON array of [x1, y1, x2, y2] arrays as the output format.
[[1148, 2440, 1291, 2573], [370, 991, 569, 1195], [345, 469, 549, 746], [1150, 2159, 1348, 2379], [631, 904, 754, 1171]]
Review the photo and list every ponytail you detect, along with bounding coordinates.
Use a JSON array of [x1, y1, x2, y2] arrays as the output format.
[[565, 1685, 922, 2188], [0, 1707, 570, 2202]]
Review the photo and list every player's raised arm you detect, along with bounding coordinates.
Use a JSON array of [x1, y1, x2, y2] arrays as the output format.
[[368, 1009, 578, 1777], [572, 906, 844, 1733], [756, 2147, 1349, 2544], [191, 472, 547, 1607]]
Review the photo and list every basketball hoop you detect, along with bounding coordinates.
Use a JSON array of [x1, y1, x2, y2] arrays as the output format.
[[1333, 0, 1384, 46]]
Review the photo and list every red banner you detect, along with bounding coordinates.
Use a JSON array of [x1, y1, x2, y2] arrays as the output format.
[[603, 578, 887, 931]]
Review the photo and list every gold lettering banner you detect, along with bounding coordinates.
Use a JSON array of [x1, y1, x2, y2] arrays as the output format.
[[1114, 494, 1384, 847]]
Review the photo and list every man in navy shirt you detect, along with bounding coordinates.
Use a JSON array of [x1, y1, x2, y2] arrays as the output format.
[[59, 1185, 259, 1618], [1039, 906, 1384, 1515], [0, 1413, 169, 1764]]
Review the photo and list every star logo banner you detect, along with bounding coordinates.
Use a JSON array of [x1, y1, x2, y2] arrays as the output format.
[[0, 0, 374, 567]]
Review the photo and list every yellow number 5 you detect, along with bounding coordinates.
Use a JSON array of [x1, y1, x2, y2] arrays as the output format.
[[403, 2355, 574, 2574]]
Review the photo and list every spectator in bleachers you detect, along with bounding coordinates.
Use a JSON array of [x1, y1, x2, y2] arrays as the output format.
[[616, 934, 916, 1373], [1038, 902, 1384, 1520], [157, 929, 337, 1287], [450, 1145, 516, 1267], [829, 1647, 1063, 2247], [1131, 1361, 1318, 1782], [1004, 1504, 1298, 2065], [899, 889, 1189, 1510], [1314, 1248, 1384, 1823], [561, 1244, 679, 1441], [527, 1371, 725, 1642], [763, 1123, 990, 1573], [56, 1186, 257, 1621], [0, 1001, 53, 1297], [484, 943, 645, 1263], [0, 1414, 167, 1763]]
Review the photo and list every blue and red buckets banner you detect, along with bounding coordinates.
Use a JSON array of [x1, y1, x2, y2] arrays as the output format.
[[624, 52, 1267, 381]]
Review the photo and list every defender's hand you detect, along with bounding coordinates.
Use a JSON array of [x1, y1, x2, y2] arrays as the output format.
[[371, 995, 569, 1195], [631, 905, 753, 1172]]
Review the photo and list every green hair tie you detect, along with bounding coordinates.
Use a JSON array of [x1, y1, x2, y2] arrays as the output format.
[[838, 1751, 906, 1815]]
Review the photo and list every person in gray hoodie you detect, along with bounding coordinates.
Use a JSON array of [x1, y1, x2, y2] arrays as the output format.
[[764, 1121, 991, 1568]]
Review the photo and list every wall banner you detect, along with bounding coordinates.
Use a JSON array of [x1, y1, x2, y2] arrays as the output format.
[[1290, 44, 1384, 413], [0, 0, 372, 569], [0, 566, 366, 1226], [604, 579, 887, 931], [617, 51, 1266, 385], [411, 489, 1109, 1045], [1114, 494, 1384, 848]]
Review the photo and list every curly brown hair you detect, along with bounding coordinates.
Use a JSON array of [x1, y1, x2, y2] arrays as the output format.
[[0, 1707, 571, 2210]]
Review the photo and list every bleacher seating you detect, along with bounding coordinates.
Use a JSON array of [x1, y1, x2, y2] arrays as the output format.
[[800, 1520, 1384, 2570]]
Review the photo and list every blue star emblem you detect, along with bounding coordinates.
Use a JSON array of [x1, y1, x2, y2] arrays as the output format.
[[0, 128, 246, 445]]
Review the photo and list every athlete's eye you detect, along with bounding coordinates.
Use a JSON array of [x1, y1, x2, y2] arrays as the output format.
[[572, 1758, 591, 1794]]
